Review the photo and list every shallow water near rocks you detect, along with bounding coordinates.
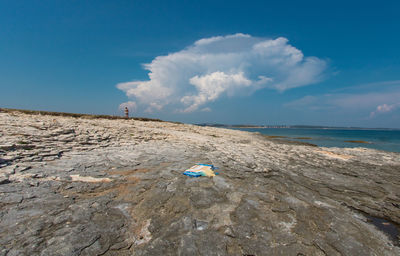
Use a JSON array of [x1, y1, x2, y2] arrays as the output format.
[[233, 128, 400, 152]]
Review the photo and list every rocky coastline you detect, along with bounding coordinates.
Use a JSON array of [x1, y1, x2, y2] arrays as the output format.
[[1, 109, 399, 255]]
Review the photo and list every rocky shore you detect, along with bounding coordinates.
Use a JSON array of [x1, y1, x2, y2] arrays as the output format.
[[0, 109, 399, 255]]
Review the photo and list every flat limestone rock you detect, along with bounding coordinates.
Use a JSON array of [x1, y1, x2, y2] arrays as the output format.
[[0, 111, 399, 255]]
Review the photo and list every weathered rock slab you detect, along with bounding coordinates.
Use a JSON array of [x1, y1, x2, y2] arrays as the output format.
[[0, 111, 399, 255]]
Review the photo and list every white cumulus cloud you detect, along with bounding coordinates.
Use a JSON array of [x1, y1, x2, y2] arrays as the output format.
[[117, 33, 327, 112]]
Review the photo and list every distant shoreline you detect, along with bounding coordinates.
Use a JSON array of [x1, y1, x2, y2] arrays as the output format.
[[197, 124, 400, 131]]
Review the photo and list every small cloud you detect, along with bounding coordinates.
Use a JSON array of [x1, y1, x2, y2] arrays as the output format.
[[119, 101, 137, 112], [284, 95, 317, 108], [370, 103, 400, 117], [377, 104, 396, 112], [332, 80, 400, 93], [200, 107, 212, 112], [117, 33, 327, 113]]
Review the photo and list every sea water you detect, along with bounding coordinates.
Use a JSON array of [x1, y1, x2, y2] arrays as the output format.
[[232, 128, 400, 153]]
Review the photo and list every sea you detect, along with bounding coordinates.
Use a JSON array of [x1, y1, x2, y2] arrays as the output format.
[[232, 128, 400, 153]]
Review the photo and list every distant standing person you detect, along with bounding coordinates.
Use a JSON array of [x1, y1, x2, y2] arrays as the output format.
[[124, 107, 129, 118]]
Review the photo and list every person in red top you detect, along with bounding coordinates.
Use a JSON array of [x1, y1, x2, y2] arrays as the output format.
[[124, 107, 129, 118]]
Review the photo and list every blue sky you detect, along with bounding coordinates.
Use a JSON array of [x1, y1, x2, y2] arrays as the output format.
[[1, 0, 400, 127]]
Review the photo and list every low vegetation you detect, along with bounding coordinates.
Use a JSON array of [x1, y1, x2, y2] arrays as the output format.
[[0, 108, 164, 122]]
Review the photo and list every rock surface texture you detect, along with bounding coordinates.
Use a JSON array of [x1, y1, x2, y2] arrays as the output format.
[[0, 110, 399, 256]]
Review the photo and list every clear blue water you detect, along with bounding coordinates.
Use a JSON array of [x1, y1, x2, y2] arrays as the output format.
[[232, 128, 400, 153]]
